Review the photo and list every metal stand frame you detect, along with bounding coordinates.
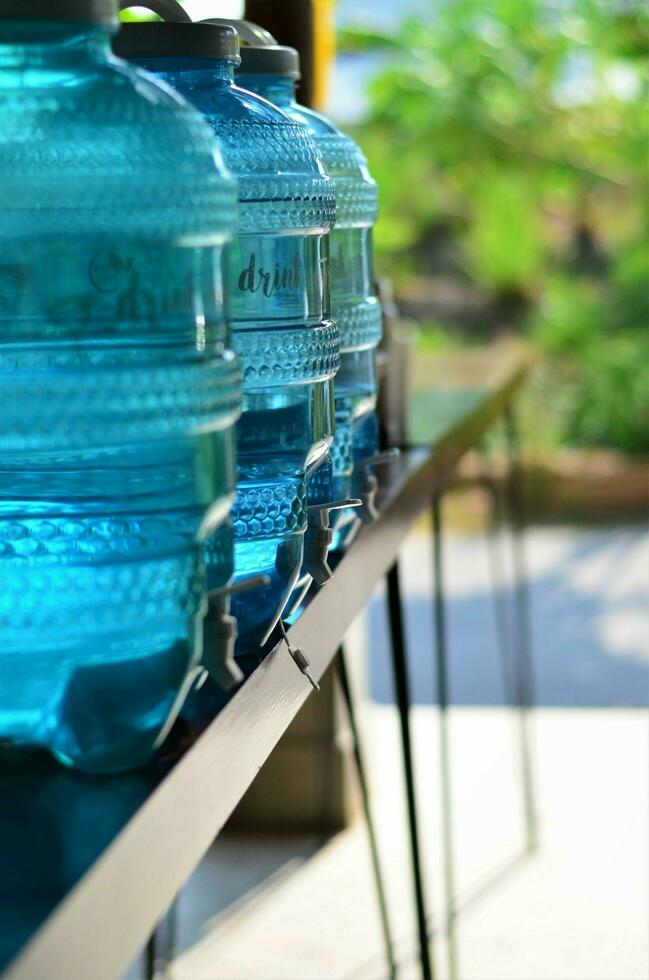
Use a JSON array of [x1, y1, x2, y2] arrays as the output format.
[[141, 408, 535, 980], [335, 647, 398, 980], [386, 562, 436, 980], [145, 902, 177, 980], [383, 405, 536, 980], [429, 406, 537, 980], [143, 651, 399, 980], [5, 351, 536, 980], [483, 463, 516, 708], [504, 407, 538, 853], [431, 492, 459, 980]]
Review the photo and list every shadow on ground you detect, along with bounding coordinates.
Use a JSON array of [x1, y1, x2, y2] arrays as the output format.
[[368, 527, 649, 708]]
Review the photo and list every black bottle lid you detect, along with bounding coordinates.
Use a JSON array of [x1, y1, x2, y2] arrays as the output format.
[[114, 1, 240, 63], [238, 43, 300, 79], [206, 19, 301, 79]]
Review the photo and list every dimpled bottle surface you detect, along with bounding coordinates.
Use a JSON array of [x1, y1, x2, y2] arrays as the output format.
[[238, 73, 381, 537], [138, 53, 338, 651], [0, 18, 239, 771]]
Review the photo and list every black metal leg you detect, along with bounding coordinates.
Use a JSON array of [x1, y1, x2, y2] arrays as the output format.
[[335, 647, 398, 980], [504, 406, 538, 853], [315, 675, 338, 849], [386, 561, 435, 980], [430, 493, 459, 980], [145, 901, 177, 980], [482, 465, 515, 707]]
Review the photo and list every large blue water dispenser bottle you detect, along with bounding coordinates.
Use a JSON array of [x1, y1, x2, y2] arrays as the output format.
[[234, 24, 396, 546], [115, 6, 339, 660], [0, 0, 240, 772]]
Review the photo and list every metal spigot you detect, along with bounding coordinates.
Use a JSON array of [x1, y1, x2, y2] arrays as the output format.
[[205, 574, 269, 690], [303, 498, 362, 586], [354, 448, 401, 523]]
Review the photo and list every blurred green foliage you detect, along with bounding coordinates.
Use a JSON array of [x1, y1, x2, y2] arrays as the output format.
[[119, 10, 159, 21], [340, 0, 649, 453]]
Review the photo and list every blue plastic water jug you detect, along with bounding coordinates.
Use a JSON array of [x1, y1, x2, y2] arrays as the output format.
[[115, 7, 339, 654], [0, 0, 240, 772], [235, 28, 387, 545]]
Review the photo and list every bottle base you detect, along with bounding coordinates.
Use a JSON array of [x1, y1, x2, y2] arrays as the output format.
[[0, 621, 201, 774]]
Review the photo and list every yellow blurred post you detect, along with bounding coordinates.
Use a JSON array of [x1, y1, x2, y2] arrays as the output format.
[[244, 0, 336, 108], [312, 0, 335, 109]]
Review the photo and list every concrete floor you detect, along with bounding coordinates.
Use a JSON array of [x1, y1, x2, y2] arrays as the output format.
[[170, 706, 648, 980], [127, 524, 648, 980]]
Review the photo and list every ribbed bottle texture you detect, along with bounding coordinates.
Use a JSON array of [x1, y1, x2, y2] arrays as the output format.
[[237, 75, 382, 537], [141, 61, 338, 650], [301, 124, 381, 509], [0, 23, 239, 771]]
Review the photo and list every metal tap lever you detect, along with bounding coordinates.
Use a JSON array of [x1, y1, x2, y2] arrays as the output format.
[[279, 619, 320, 692], [206, 574, 270, 690], [360, 448, 401, 471], [304, 498, 362, 586], [355, 448, 401, 523]]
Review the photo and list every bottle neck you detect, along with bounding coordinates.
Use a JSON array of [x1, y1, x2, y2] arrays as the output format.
[[135, 56, 236, 89], [236, 73, 296, 108], [0, 22, 112, 69]]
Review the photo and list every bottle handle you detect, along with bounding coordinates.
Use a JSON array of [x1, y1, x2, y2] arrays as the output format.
[[118, 0, 191, 23], [200, 18, 277, 47]]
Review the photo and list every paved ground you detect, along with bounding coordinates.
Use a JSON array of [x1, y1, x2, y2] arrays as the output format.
[[169, 706, 648, 980], [126, 525, 648, 980]]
